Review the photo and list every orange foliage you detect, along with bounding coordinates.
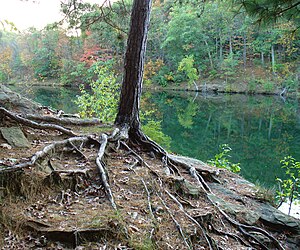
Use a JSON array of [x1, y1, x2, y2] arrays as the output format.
[[80, 45, 114, 67], [144, 59, 164, 80]]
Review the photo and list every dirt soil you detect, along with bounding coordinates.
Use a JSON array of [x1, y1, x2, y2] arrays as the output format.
[[0, 106, 299, 249]]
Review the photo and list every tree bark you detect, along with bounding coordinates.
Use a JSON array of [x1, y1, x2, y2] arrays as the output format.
[[261, 51, 264, 66], [115, 0, 152, 137], [243, 34, 247, 69], [204, 39, 213, 69], [271, 44, 276, 74]]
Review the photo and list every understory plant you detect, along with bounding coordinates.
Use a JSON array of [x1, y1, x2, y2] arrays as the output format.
[[75, 60, 119, 123], [276, 156, 300, 215], [208, 144, 241, 173]]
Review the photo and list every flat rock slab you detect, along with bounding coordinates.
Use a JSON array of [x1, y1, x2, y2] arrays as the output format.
[[0, 127, 30, 148]]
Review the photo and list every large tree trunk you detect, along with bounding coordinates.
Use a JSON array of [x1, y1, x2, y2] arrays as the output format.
[[115, 0, 152, 138]]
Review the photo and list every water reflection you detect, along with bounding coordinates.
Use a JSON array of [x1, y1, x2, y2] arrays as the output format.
[[145, 91, 300, 187], [8, 85, 300, 188], [8, 85, 80, 114]]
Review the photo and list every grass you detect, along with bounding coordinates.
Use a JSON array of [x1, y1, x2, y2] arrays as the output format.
[[254, 181, 277, 206]]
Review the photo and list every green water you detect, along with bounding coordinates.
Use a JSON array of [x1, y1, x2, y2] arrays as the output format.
[[8, 85, 80, 114], [146, 91, 300, 187], [10, 85, 300, 187]]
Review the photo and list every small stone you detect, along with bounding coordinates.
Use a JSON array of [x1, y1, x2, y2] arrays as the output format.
[[132, 211, 138, 219], [0, 143, 12, 149]]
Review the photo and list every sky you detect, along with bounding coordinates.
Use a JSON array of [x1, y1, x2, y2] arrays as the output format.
[[0, 0, 63, 30], [0, 0, 101, 31]]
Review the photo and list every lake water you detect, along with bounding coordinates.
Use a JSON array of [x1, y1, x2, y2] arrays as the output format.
[[147, 91, 300, 188], [10, 85, 300, 188]]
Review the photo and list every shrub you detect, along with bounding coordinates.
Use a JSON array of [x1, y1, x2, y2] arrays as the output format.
[[208, 144, 241, 173], [276, 156, 300, 214], [75, 60, 119, 122]]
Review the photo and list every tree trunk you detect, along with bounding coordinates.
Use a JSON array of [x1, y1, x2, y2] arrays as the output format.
[[204, 39, 213, 69], [271, 44, 276, 74], [219, 37, 223, 63], [261, 51, 264, 66], [229, 35, 233, 55], [115, 0, 152, 136], [243, 35, 247, 69]]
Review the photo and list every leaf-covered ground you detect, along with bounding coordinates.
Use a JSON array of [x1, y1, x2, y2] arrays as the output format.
[[0, 107, 299, 249]]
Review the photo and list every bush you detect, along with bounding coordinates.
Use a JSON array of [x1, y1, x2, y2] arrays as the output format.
[[263, 81, 275, 93], [75, 60, 120, 122], [152, 66, 178, 86], [0, 71, 7, 82], [276, 156, 300, 214], [60, 60, 88, 85], [142, 120, 171, 149], [208, 144, 241, 173]]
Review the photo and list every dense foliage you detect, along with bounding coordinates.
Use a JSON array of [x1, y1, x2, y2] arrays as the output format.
[[0, 0, 298, 92]]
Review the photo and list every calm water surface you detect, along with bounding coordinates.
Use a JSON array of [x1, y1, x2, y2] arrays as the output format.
[[147, 91, 300, 187], [11, 85, 300, 187]]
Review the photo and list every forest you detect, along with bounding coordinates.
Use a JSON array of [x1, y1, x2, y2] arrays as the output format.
[[0, 0, 299, 94], [0, 0, 300, 249]]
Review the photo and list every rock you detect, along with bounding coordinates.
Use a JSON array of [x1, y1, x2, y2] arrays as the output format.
[[174, 177, 202, 197], [0, 126, 30, 148], [0, 84, 40, 113], [258, 203, 300, 232], [207, 193, 244, 214], [168, 154, 217, 174], [207, 182, 300, 231]]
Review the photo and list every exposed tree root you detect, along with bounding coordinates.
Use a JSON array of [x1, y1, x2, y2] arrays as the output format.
[[165, 189, 213, 250], [0, 136, 91, 173], [0, 107, 76, 136], [210, 222, 251, 247], [167, 153, 285, 250], [158, 193, 192, 249], [123, 128, 288, 249], [95, 133, 117, 210], [0, 116, 296, 249], [22, 113, 105, 127]]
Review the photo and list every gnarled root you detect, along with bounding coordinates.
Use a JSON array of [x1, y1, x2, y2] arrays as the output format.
[[0, 107, 76, 136]]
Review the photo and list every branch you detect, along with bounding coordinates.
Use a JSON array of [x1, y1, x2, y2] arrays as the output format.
[[277, 1, 300, 16]]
